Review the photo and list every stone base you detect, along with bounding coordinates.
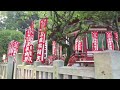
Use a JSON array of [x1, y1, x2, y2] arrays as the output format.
[[94, 50, 120, 79]]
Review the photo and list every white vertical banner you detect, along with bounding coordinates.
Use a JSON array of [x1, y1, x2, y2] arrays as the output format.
[[44, 40, 48, 60]]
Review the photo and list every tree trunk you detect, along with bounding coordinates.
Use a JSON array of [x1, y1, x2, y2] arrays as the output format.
[[64, 43, 74, 66], [64, 36, 75, 66], [64, 46, 71, 66]]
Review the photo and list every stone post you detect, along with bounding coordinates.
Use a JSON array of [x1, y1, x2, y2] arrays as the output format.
[[33, 61, 42, 79], [22, 62, 28, 65], [34, 61, 42, 67], [16, 53, 23, 65], [94, 50, 120, 79], [7, 56, 14, 79], [13, 53, 23, 79], [53, 60, 64, 79]]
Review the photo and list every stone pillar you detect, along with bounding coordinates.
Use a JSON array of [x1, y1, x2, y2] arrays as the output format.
[[43, 72, 48, 79], [16, 53, 23, 65], [33, 61, 42, 79], [20, 59, 31, 79], [53, 60, 64, 79], [22, 62, 28, 65], [94, 50, 120, 79], [72, 75, 79, 79], [48, 72, 53, 79], [33, 61, 42, 67], [7, 56, 14, 79], [64, 75, 72, 79], [13, 53, 23, 79]]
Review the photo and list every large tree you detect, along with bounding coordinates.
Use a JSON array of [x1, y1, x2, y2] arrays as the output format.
[[47, 11, 92, 65], [47, 11, 120, 65]]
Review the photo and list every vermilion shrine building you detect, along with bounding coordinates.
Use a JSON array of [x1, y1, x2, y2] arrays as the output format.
[[67, 25, 119, 66]]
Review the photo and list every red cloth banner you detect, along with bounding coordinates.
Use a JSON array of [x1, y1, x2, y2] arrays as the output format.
[[7, 40, 20, 62], [113, 32, 118, 41], [23, 42, 29, 62], [91, 31, 98, 51], [75, 38, 78, 52], [113, 31, 119, 50], [36, 18, 48, 63], [8, 40, 14, 56], [28, 44, 34, 63], [52, 41, 57, 55], [75, 37, 83, 52], [31, 21, 34, 31], [106, 31, 114, 50], [60, 45, 62, 57], [22, 21, 34, 63], [78, 39, 83, 51]]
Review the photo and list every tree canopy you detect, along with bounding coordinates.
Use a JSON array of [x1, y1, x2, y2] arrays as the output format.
[[0, 30, 24, 57], [1, 11, 120, 36]]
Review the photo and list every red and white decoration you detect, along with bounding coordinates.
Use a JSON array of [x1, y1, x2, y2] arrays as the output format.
[[8, 40, 14, 57], [59, 45, 62, 57], [52, 41, 57, 55], [7, 40, 20, 62], [106, 31, 114, 50], [75, 37, 83, 52], [91, 31, 98, 51], [75, 38, 79, 52], [22, 21, 34, 64], [36, 18, 48, 63], [113, 32, 119, 50], [78, 40, 83, 51]]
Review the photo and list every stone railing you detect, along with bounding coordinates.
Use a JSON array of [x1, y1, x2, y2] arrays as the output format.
[[1, 50, 120, 79], [0, 62, 7, 79], [14, 61, 95, 79]]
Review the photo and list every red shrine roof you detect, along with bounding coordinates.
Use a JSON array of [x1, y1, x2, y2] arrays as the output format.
[[68, 26, 114, 37]]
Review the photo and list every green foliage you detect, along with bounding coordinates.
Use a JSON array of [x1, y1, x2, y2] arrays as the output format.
[[0, 30, 24, 56], [1, 11, 120, 32]]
